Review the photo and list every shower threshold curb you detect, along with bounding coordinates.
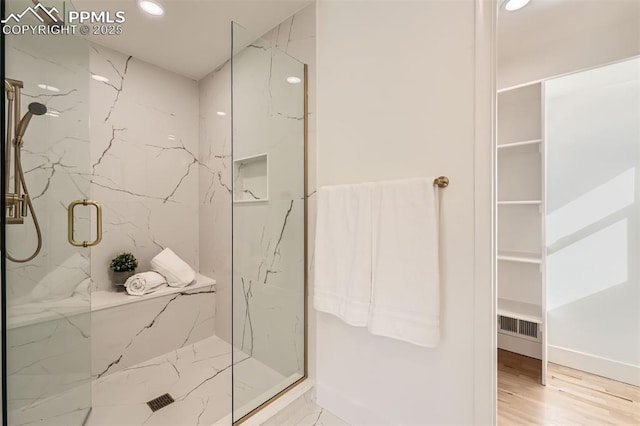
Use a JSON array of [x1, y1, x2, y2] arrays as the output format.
[[214, 379, 313, 426]]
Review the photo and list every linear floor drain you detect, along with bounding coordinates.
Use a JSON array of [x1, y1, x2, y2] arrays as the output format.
[[147, 393, 175, 412]]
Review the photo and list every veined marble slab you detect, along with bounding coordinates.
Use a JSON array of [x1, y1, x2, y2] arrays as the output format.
[[88, 335, 283, 426], [89, 44, 200, 293], [91, 278, 216, 379], [6, 310, 91, 415]]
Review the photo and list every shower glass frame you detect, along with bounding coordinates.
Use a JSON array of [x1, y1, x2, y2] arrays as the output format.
[[230, 21, 309, 425]]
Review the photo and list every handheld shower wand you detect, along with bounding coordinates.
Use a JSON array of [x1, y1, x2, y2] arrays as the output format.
[[5, 78, 46, 263], [15, 102, 48, 145]]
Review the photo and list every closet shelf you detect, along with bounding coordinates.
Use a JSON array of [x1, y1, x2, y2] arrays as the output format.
[[497, 200, 542, 205], [497, 139, 542, 149], [497, 250, 542, 264], [498, 298, 543, 324]]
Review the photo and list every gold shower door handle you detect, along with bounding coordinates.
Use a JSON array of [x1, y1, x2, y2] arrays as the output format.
[[68, 200, 103, 247]]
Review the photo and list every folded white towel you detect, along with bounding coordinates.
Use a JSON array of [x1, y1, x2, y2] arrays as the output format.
[[314, 183, 373, 327], [124, 271, 167, 296], [368, 178, 440, 347], [150, 248, 196, 288]]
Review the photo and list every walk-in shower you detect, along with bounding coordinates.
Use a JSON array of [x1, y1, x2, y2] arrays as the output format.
[[2, 0, 311, 424], [4, 78, 46, 262]]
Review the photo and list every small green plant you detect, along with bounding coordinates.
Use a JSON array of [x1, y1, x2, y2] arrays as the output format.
[[110, 252, 138, 272]]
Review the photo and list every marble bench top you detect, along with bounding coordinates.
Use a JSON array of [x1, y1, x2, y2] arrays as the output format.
[[91, 273, 216, 312]]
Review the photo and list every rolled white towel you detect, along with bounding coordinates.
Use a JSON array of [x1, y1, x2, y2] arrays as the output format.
[[124, 272, 167, 296], [150, 248, 196, 288]]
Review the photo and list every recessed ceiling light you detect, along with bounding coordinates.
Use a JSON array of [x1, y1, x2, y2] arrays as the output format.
[[286, 76, 302, 84], [91, 74, 109, 83], [138, 0, 164, 17], [37, 84, 60, 92], [504, 0, 531, 11], [216, 111, 227, 116]]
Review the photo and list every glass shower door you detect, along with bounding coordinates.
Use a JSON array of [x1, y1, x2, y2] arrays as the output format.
[[231, 22, 307, 422], [3, 1, 92, 424]]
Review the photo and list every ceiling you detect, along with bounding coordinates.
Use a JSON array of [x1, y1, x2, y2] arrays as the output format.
[[72, 0, 312, 80], [70, 0, 638, 80], [498, 0, 639, 59]]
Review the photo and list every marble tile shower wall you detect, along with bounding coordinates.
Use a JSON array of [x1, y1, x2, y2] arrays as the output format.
[[198, 60, 233, 342], [261, 4, 317, 377], [198, 4, 316, 373], [4, 31, 92, 414], [89, 46, 221, 379], [5, 42, 203, 297], [89, 44, 200, 292], [5, 34, 91, 300]]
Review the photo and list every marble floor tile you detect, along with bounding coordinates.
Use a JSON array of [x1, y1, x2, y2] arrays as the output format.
[[8, 384, 91, 426], [90, 336, 229, 425], [88, 335, 296, 426], [259, 389, 349, 426], [10, 335, 346, 426]]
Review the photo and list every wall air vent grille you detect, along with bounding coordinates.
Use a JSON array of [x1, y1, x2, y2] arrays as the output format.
[[498, 315, 540, 341], [499, 315, 518, 334], [519, 319, 538, 339]]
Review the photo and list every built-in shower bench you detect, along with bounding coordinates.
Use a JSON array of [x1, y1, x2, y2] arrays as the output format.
[[91, 273, 217, 379], [91, 273, 216, 311]]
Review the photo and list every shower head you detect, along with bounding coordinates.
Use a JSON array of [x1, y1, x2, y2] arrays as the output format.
[[15, 102, 47, 143], [28, 102, 47, 116]]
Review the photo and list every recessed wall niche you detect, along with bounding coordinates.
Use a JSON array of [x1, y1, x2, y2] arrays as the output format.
[[233, 153, 269, 203]]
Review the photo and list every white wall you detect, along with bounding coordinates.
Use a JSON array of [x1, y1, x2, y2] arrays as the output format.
[[545, 58, 640, 385], [315, 1, 488, 424]]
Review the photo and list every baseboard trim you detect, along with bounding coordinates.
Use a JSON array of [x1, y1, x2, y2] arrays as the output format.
[[548, 345, 640, 386], [497, 333, 541, 360]]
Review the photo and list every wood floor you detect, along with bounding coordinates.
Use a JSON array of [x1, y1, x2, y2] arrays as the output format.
[[498, 349, 640, 425]]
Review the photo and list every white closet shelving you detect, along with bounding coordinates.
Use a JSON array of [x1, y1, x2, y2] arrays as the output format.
[[497, 200, 542, 206], [497, 250, 542, 264], [496, 81, 547, 384]]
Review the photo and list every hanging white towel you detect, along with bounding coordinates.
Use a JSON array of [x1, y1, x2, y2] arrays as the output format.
[[124, 271, 167, 296], [150, 248, 196, 288], [368, 178, 440, 347], [314, 183, 373, 326]]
